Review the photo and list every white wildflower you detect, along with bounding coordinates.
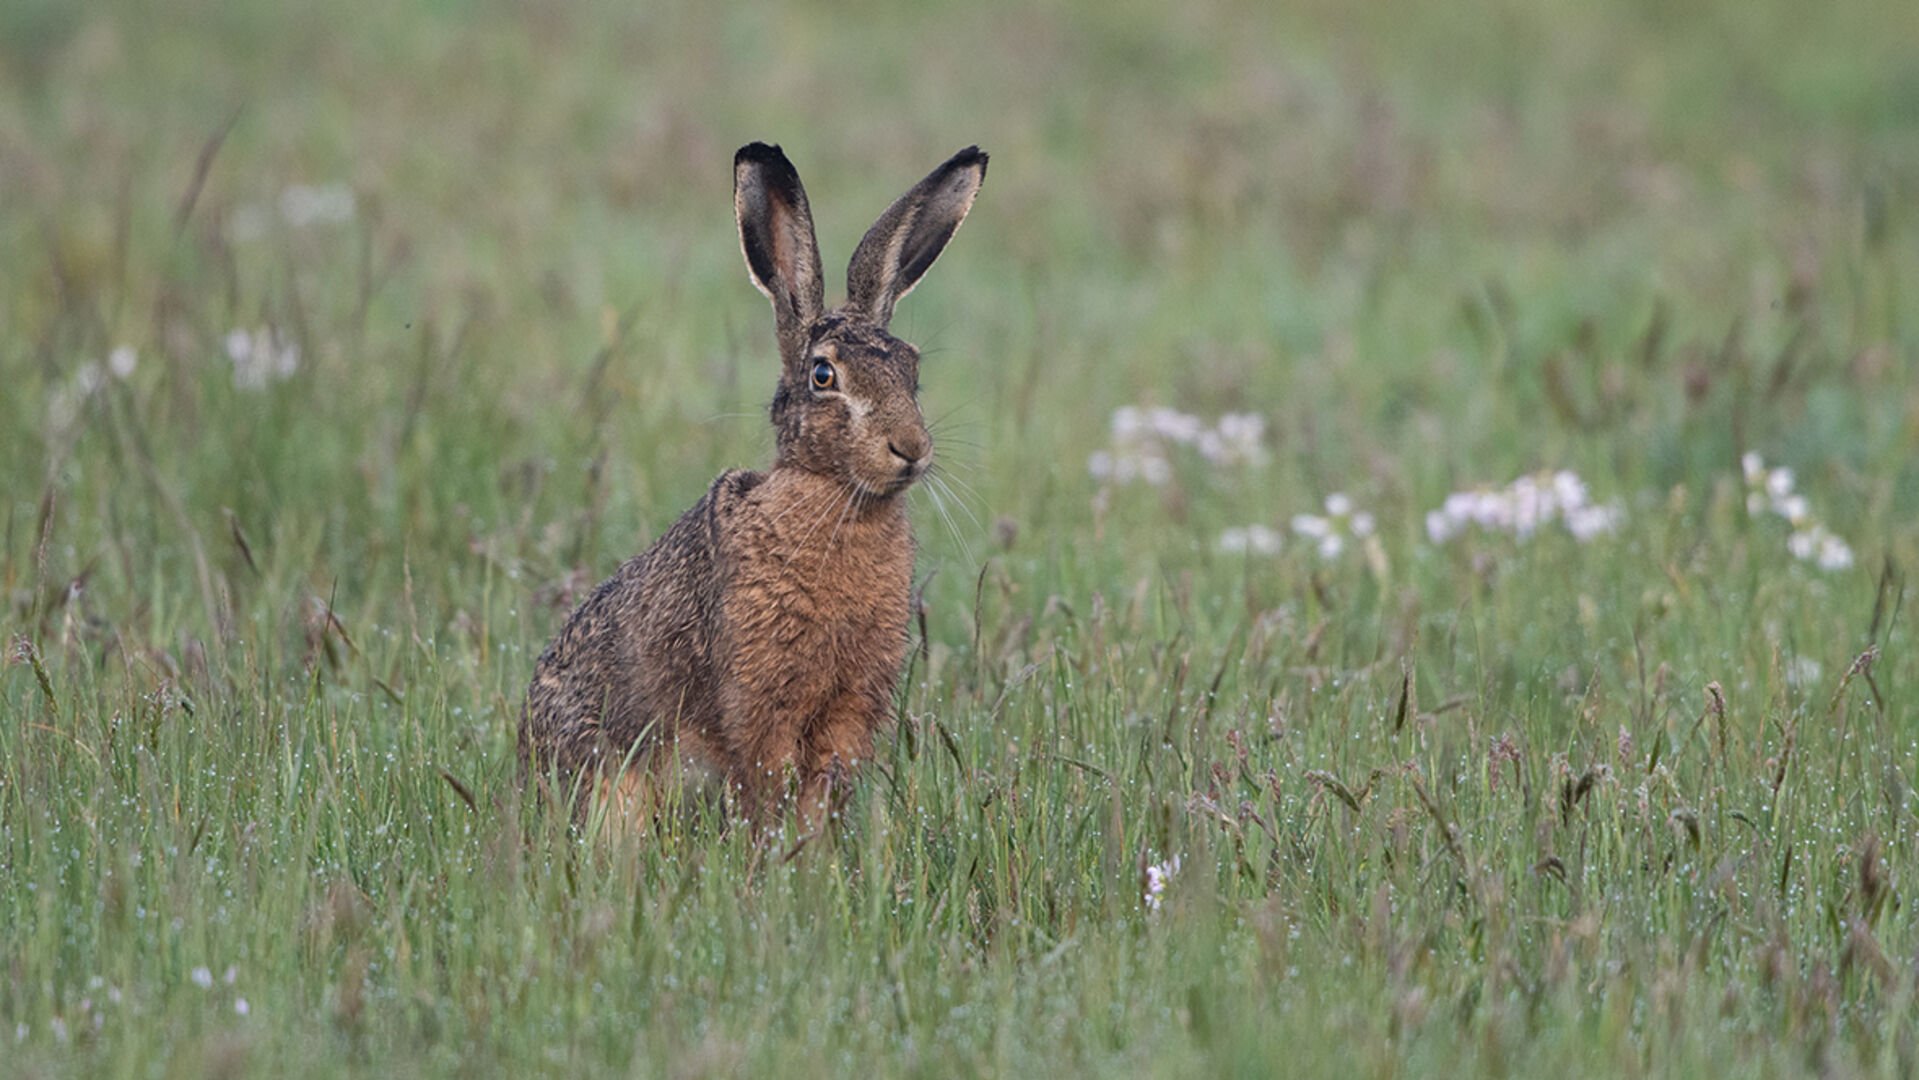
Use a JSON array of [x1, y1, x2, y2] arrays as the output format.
[[225, 326, 301, 389], [1424, 470, 1623, 545], [1147, 406, 1204, 444], [1144, 855, 1182, 912], [1742, 453, 1802, 520], [1818, 534, 1854, 571], [108, 345, 138, 380], [1746, 454, 1854, 572], [1292, 493, 1375, 560], [1463, 490, 1508, 529], [1787, 526, 1821, 562], [191, 966, 214, 990], [1551, 470, 1587, 509], [1788, 525, 1855, 571], [1091, 405, 1267, 487], [1197, 412, 1268, 467], [1508, 474, 1551, 538], [234, 998, 250, 1017], [1765, 467, 1795, 501], [1218, 525, 1283, 556], [1565, 503, 1623, 542]]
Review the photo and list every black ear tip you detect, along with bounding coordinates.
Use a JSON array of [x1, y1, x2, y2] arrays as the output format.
[[736, 142, 790, 169], [949, 145, 988, 176]]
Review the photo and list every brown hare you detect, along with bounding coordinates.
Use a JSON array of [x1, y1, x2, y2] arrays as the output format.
[[520, 142, 987, 832]]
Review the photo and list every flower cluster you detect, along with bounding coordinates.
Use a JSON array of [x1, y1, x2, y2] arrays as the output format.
[[1143, 855, 1182, 913], [46, 346, 138, 432], [1742, 454, 1852, 571], [1425, 470, 1622, 545], [1196, 412, 1267, 468], [226, 327, 301, 390], [1217, 524, 1283, 556], [1088, 406, 1267, 486], [1292, 492, 1375, 560], [187, 964, 248, 1016], [1218, 493, 1378, 561]]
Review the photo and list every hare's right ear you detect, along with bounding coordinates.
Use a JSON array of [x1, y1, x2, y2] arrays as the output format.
[[735, 143, 824, 352], [846, 146, 987, 328]]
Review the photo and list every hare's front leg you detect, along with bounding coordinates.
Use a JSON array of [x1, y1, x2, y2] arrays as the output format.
[[719, 670, 820, 829], [794, 683, 889, 835]]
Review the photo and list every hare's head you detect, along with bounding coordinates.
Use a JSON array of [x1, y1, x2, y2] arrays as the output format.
[[735, 143, 986, 498]]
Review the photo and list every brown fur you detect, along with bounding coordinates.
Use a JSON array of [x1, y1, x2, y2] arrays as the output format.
[[520, 143, 987, 831]]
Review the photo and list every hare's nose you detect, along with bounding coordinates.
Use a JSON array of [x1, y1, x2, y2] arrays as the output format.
[[888, 432, 931, 469]]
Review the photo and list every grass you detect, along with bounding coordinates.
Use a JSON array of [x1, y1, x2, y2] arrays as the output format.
[[4, 0, 1919, 1074]]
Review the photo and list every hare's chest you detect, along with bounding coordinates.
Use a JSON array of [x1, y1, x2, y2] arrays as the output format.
[[721, 515, 914, 671]]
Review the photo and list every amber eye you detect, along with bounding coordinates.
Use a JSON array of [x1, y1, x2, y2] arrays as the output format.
[[810, 360, 836, 391]]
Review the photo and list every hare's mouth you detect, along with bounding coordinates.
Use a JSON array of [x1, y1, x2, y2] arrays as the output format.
[[852, 460, 928, 499], [849, 441, 930, 498], [856, 473, 920, 499]]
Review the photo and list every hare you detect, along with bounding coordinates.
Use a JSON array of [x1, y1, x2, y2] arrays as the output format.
[[519, 142, 987, 832]]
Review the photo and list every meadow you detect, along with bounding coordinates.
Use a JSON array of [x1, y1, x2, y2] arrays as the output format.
[[4, 0, 1919, 1074]]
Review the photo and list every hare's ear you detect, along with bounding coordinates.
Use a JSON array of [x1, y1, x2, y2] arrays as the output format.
[[846, 146, 987, 328], [735, 143, 825, 349]]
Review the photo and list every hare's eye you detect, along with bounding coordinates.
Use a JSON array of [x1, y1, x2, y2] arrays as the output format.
[[810, 360, 836, 391]]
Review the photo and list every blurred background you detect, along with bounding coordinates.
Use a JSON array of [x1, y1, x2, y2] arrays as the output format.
[[5, 0, 1915, 599], [5, 0, 1918, 753], [4, 0, 1918, 773]]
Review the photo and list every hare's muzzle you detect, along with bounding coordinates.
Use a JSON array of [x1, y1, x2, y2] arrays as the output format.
[[887, 429, 932, 485]]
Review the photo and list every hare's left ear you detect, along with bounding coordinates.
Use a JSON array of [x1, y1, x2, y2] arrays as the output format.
[[846, 146, 987, 328], [736, 143, 825, 358]]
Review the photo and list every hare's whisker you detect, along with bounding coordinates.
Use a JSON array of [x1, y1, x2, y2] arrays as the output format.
[[783, 483, 852, 566], [929, 438, 985, 456], [826, 486, 864, 552], [926, 399, 980, 430], [929, 472, 983, 532], [765, 479, 836, 531], [922, 477, 978, 571], [929, 466, 986, 511], [933, 452, 981, 477]]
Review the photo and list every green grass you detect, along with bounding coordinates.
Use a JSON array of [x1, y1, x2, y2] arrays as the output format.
[[4, 0, 1919, 1074]]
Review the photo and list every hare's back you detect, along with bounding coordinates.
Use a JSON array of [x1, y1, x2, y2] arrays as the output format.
[[520, 476, 745, 775]]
